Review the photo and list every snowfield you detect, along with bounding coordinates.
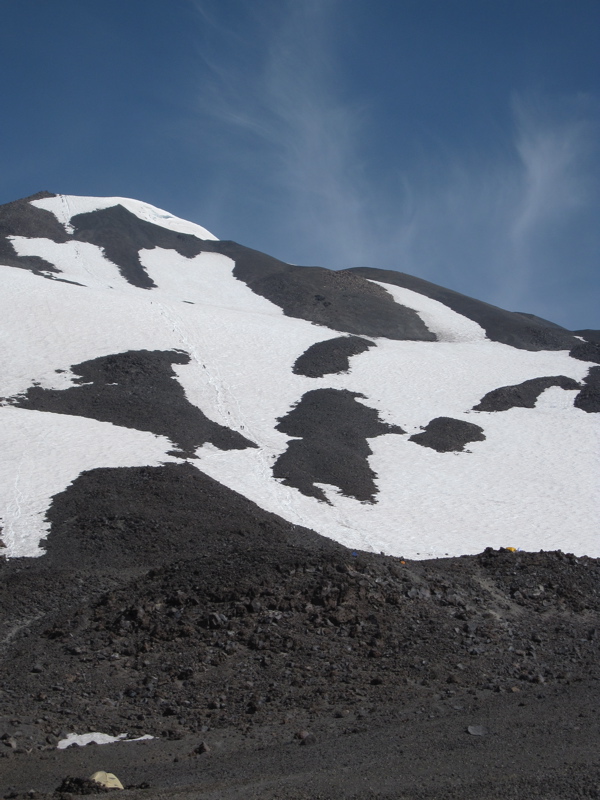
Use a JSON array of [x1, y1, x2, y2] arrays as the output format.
[[1, 194, 598, 560], [31, 194, 218, 241]]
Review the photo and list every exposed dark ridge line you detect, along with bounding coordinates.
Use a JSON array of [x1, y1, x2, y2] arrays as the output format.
[[195, 240, 437, 341], [293, 336, 376, 378], [574, 366, 600, 413], [409, 417, 486, 453], [346, 267, 579, 352], [5, 190, 56, 203], [28, 190, 57, 201], [513, 311, 569, 330], [473, 376, 581, 413], [4, 349, 256, 455], [569, 340, 600, 365], [70, 204, 206, 289], [273, 388, 404, 503], [0, 193, 69, 275], [574, 329, 600, 344]]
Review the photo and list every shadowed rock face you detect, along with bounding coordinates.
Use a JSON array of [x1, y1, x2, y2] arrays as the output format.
[[273, 388, 404, 503], [574, 366, 600, 413], [473, 376, 581, 412], [293, 336, 376, 378], [4, 349, 256, 456], [409, 417, 486, 453], [347, 267, 581, 352]]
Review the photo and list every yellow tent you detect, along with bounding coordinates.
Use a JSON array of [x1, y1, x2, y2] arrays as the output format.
[[90, 771, 124, 790]]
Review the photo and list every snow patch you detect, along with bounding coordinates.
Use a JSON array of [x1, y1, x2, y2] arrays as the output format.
[[1, 202, 598, 562], [9, 236, 131, 290], [57, 732, 153, 749], [31, 194, 218, 240], [370, 280, 488, 342], [0, 406, 179, 558]]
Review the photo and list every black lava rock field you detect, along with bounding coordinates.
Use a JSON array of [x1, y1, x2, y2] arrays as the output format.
[[1, 487, 598, 799]]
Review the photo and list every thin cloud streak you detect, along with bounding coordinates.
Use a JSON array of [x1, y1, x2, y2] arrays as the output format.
[[190, 2, 599, 326], [192, 0, 374, 266], [397, 94, 599, 318], [506, 94, 598, 309]]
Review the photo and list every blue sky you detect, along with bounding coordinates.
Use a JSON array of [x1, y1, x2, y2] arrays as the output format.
[[1, 0, 598, 329]]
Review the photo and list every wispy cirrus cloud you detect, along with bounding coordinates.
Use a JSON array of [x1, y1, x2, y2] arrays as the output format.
[[391, 93, 599, 319], [503, 94, 599, 309], [191, 0, 374, 266], [189, 1, 599, 326]]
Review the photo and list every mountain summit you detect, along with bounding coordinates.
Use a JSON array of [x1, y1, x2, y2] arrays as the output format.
[[1, 192, 598, 561]]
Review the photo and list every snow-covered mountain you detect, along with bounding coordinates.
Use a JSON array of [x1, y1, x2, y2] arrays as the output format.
[[1, 191, 598, 561]]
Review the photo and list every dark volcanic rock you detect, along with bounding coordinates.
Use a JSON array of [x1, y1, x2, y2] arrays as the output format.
[[3, 195, 588, 357], [0, 197, 438, 341], [1, 533, 598, 799], [1, 193, 598, 799], [574, 329, 600, 344], [5, 349, 255, 455], [512, 311, 570, 329], [273, 389, 404, 502], [0, 191, 68, 275], [348, 267, 580, 351], [55, 776, 109, 794], [1, 456, 600, 800], [44, 462, 331, 570], [0, 196, 207, 289], [569, 340, 600, 364], [293, 336, 375, 378], [574, 366, 600, 413], [409, 417, 485, 452], [473, 375, 581, 412], [70, 204, 205, 289], [197, 240, 437, 341]]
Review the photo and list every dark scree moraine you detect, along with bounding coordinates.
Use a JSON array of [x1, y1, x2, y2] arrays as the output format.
[[199, 240, 437, 342], [574, 329, 600, 344]]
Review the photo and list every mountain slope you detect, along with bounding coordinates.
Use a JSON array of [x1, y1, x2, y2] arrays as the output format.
[[0, 192, 599, 800], [0, 192, 598, 561]]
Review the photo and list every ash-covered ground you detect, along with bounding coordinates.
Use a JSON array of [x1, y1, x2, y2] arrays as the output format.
[[1, 466, 598, 799]]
